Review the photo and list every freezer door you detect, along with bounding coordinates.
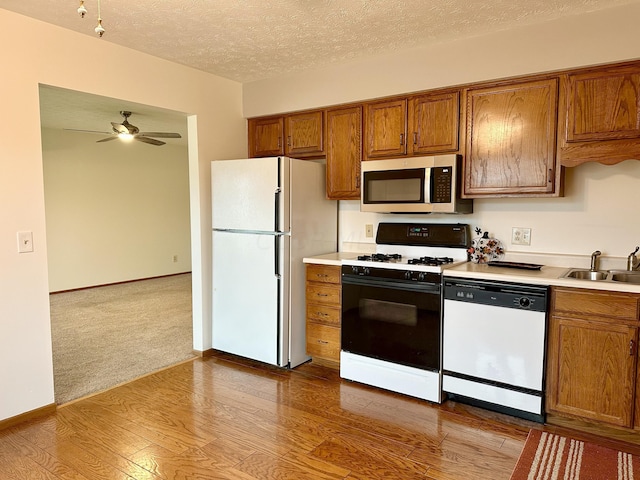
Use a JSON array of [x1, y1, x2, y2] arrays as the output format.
[[211, 157, 288, 232], [212, 230, 289, 366]]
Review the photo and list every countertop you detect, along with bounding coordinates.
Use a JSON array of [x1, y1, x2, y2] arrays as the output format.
[[304, 253, 640, 293]]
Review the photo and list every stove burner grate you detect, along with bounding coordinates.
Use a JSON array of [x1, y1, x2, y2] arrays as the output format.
[[407, 256, 454, 266], [356, 253, 402, 262]]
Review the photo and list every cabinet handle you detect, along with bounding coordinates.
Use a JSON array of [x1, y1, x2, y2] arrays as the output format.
[[413, 132, 418, 145], [548, 168, 553, 184], [317, 340, 329, 344], [316, 274, 328, 278], [316, 311, 329, 317], [287, 135, 291, 147], [400, 133, 404, 146], [630, 339, 636, 356], [317, 293, 329, 297], [356, 174, 360, 188], [277, 137, 281, 148]]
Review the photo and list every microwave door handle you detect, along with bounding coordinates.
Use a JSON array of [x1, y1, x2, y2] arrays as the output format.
[[424, 168, 431, 204]]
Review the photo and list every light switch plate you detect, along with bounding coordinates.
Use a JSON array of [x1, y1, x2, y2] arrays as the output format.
[[17, 231, 34, 253]]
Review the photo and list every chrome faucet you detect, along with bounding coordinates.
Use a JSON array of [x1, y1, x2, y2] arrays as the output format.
[[590, 250, 601, 271], [627, 246, 640, 271]]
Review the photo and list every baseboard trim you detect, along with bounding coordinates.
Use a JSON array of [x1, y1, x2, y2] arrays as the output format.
[[195, 348, 216, 357], [50, 271, 192, 294], [0, 403, 56, 431]]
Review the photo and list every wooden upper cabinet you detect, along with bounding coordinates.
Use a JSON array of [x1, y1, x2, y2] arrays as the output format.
[[408, 92, 460, 155], [285, 110, 324, 157], [559, 63, 640, 167], [464, 78, 560, 197], [326, 106, 362, 200], [248, 116, 284, 158], [364, 99, 407, 159], [248, 110, 324, 159]]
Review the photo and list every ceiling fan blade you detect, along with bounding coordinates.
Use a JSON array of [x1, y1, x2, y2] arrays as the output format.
[[96, 136, 118, 143], [135, 136, 165, 146], [64, 128, 113, 135], [138, 132, 182, 139]]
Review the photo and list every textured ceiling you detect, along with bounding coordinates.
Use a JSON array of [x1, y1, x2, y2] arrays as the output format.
[[9, 0, 639, 142], [1, 0, 638, 83]]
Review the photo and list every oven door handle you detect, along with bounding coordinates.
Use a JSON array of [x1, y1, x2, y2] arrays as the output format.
[[342, 275, 441, 293]]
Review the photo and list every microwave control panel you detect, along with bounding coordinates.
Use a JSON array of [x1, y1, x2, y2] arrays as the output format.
[[431, 167, 452, 203]]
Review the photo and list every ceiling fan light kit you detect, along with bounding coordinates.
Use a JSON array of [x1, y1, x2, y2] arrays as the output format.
[[64, 111, 182, 147], [77, 0, 105, 37]]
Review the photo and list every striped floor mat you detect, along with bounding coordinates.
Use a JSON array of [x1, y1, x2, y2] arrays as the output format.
[[510, 429, 639, 480]]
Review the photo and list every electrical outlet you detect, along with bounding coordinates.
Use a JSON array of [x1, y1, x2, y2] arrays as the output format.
[[365, 224, 374, 238], [512, 227, 531, 246]]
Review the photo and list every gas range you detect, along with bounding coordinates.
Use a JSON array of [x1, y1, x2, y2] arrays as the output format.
[[343, 223, 470, 276], [340, 222, 471, 404]]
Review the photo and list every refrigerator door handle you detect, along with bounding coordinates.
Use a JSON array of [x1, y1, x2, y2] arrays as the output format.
[[274, 187, 281, 233], [274, 234, 281, 279]]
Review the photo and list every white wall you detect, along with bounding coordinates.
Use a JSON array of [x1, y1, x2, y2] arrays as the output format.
[[243, 2, 640, 266], [0, 9, 245, 421], [42, 128, 191, 292]]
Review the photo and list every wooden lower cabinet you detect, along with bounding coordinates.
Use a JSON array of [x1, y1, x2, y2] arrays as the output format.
[[305, 263, 342, 365], [547, 287, 640, 428]]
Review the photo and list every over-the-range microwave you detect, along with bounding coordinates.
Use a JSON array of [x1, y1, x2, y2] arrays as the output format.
[[360, 154, 473, 214]]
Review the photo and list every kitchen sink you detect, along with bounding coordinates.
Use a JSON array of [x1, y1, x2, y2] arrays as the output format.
[[562, 269, 609, 281], [609, 271, 640, 284], [561, 269, 640, 283]]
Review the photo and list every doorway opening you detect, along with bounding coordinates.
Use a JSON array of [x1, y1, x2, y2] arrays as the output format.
[[39, 85, 195, 404]]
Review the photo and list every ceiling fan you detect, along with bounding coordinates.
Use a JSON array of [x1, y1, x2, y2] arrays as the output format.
[[65, 111, 182, 146]]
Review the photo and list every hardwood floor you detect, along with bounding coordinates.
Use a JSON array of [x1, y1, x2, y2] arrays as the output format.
[[0, 353, 537, 479]]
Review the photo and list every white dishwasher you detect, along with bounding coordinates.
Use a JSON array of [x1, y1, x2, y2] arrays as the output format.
[[442, 278, 548, 422]]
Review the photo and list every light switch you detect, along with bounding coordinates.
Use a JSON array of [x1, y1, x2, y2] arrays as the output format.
[[17, 231, 34, 253]]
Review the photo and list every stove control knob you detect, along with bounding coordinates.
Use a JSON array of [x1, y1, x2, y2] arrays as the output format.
[[363, 267, 371, 276], [418, 272, 426, 282], [404, 271, 412, 280], [519, 297, 531, 308], [351, 266, 359, 275]]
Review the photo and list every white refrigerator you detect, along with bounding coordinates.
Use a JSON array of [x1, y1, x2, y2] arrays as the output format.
[[211, 157, 337, 368]]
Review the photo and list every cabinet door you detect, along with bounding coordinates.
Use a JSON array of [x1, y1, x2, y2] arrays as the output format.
[[559, 63, 640, 167], [566, 66, 640, 143], [364, 99, 407, 159], [464, 78, 559, 197], [547, 315, 637, 427], [409, 92, 460, 155], [248, 116, 284, 158], [326, 106, 362, 200], [285, 111, 324, 157]]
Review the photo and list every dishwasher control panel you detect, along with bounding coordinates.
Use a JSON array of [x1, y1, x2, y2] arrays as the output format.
[[444, 279, 548, 312]]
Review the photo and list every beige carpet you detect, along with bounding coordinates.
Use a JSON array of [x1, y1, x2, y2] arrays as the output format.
[[50, 273, 195, 404]]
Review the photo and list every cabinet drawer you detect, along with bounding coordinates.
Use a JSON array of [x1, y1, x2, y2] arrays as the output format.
[[552, 287, 640, 322], [306, 323, 341, 361], [306, 264, 341, 284], [306, 303, 341, 326], [306, 283, 341, 306]]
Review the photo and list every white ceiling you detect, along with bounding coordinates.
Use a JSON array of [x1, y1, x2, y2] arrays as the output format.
[[7, 0, 638, 144]]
